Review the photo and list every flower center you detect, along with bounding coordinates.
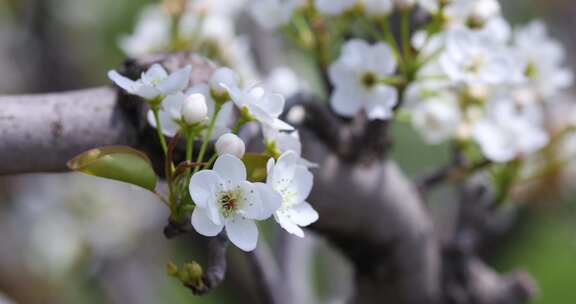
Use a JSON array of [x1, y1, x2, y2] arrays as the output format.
[[464, 55, 484, 74], [525, 61, 538, 78], [219, 191, 238, 218], [361, 72, 378, 89]]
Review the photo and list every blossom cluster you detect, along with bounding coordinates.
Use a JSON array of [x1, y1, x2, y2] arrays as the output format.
[[250, 0, 574, 166], [108, 64, 318, 251]]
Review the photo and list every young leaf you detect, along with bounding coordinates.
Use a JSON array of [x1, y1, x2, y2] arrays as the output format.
[[67, 146, 157, 191]]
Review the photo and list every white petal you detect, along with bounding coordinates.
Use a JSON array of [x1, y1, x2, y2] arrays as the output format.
[[371, 43, 397, 75], [147, 109, 180, 137], [161, 93, 186, 117], [192, 207, 224, 237], [288, 202, 319, 227], [254, 182, 282, 220], [108, 70, 137, 93], [142, 64, 168, 84], [225, 216, 258, 251], [213, 154, 247, 186], [158, 65, 192, 95], [135, 85, 162, 100], [274, 213, 305, 238], [365, 85, 398, 120], [189, 170, 224, 209], [236, 181, 265, 220], [259, 93, 285, 118], [290, 166, 314, 204], [330, 87, 364, 118]]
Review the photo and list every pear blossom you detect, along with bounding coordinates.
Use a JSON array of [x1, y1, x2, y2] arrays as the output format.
[[315, 0, 356, 16], [182, 94, 209, 124], [118, 5, 171, 57], [439, 29, 524, 86], [263, 127, 317, 167], [108, 64, 192, 101], [328, 39, 398, 120], [189, 154, 281, 251], [410, 94, 462, 144], [473, 98, 548, 162], [146, 93, 187, 137], [249, 0, 304, 30], [364, 0, 394, 15], [513, 21, 574, 100], [266, 151, 318, 237], [215, 133, 246, 159], [187, 83, 234, 139]]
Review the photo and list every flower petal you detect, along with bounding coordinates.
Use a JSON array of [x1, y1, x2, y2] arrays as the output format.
[[254, 182, 282, 220], [158, 65, 192, 95], [225, 216, 258, 251], [108, 70, 138, 93], [365, 85, 398, 120], [213, 154, 247, 186], [288, 202, 319, 227], [192, 207, 224, 237], [274, 213, 304, 238], [189, 170, 223, 209], [330, 87, 364, 118], [142, 64, 168, 84]]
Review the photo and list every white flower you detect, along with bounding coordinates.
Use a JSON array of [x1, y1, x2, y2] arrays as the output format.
[[469, 0, 501, 25], [118, 5, 171, 57], [263, 127, 317, 167], [210, 67, 241, 99], [108, 64, 192, 101], [230, 85, 294, 131], [410, 94, 462, 144], [146, 93, 186, 137], [267, 151, 318, 237], [182, 94, 209, 125], [329, 39, 398, 120], [439, 29, 524, 86], [189, 154, 281, 251], [473, 98, 548, 162], [215, 133, 246, 159], [264, 66, 302, 98], [187, 84, 234, 139], [315, 0, 356, 16], [249, 0, 304, 30], [513, 21, 574, 100], [364, 0, 394, 15]]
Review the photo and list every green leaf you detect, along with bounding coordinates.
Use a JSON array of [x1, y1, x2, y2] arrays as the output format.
[[67, 146, 157, 191], [242, 153, 269, 182]]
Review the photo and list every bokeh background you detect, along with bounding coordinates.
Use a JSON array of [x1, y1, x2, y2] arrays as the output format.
[[0, 0, 575, 303]]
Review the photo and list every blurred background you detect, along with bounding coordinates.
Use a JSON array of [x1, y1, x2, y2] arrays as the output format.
[[0, 0, 575, 303]]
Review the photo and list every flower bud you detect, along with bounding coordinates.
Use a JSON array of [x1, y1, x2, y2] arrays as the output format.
[[182, 93, 208, 125], [210, 67, 239, 101], [215, 133, 246, 159]]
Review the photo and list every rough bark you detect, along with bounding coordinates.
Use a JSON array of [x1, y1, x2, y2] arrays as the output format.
[[0, 55, 538, 304]]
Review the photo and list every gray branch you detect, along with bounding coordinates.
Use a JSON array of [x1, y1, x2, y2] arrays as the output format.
[[0, 54, 538, 304]]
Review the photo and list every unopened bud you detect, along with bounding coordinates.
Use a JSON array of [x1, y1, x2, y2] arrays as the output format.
[[215, 133, 246, 159], [182, 93, 208, 125], [210, 67, 239, 102]]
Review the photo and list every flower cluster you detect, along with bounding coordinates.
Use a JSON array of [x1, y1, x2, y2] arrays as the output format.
[[108, 64, 318, 251]]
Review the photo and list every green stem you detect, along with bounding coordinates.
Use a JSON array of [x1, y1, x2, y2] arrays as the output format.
[[194, 105, 221, 173], [401, 10, 413, 67], [380, 17, 403, 66], [204, 154, 218, 170], [152, 107, 169, 157]]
